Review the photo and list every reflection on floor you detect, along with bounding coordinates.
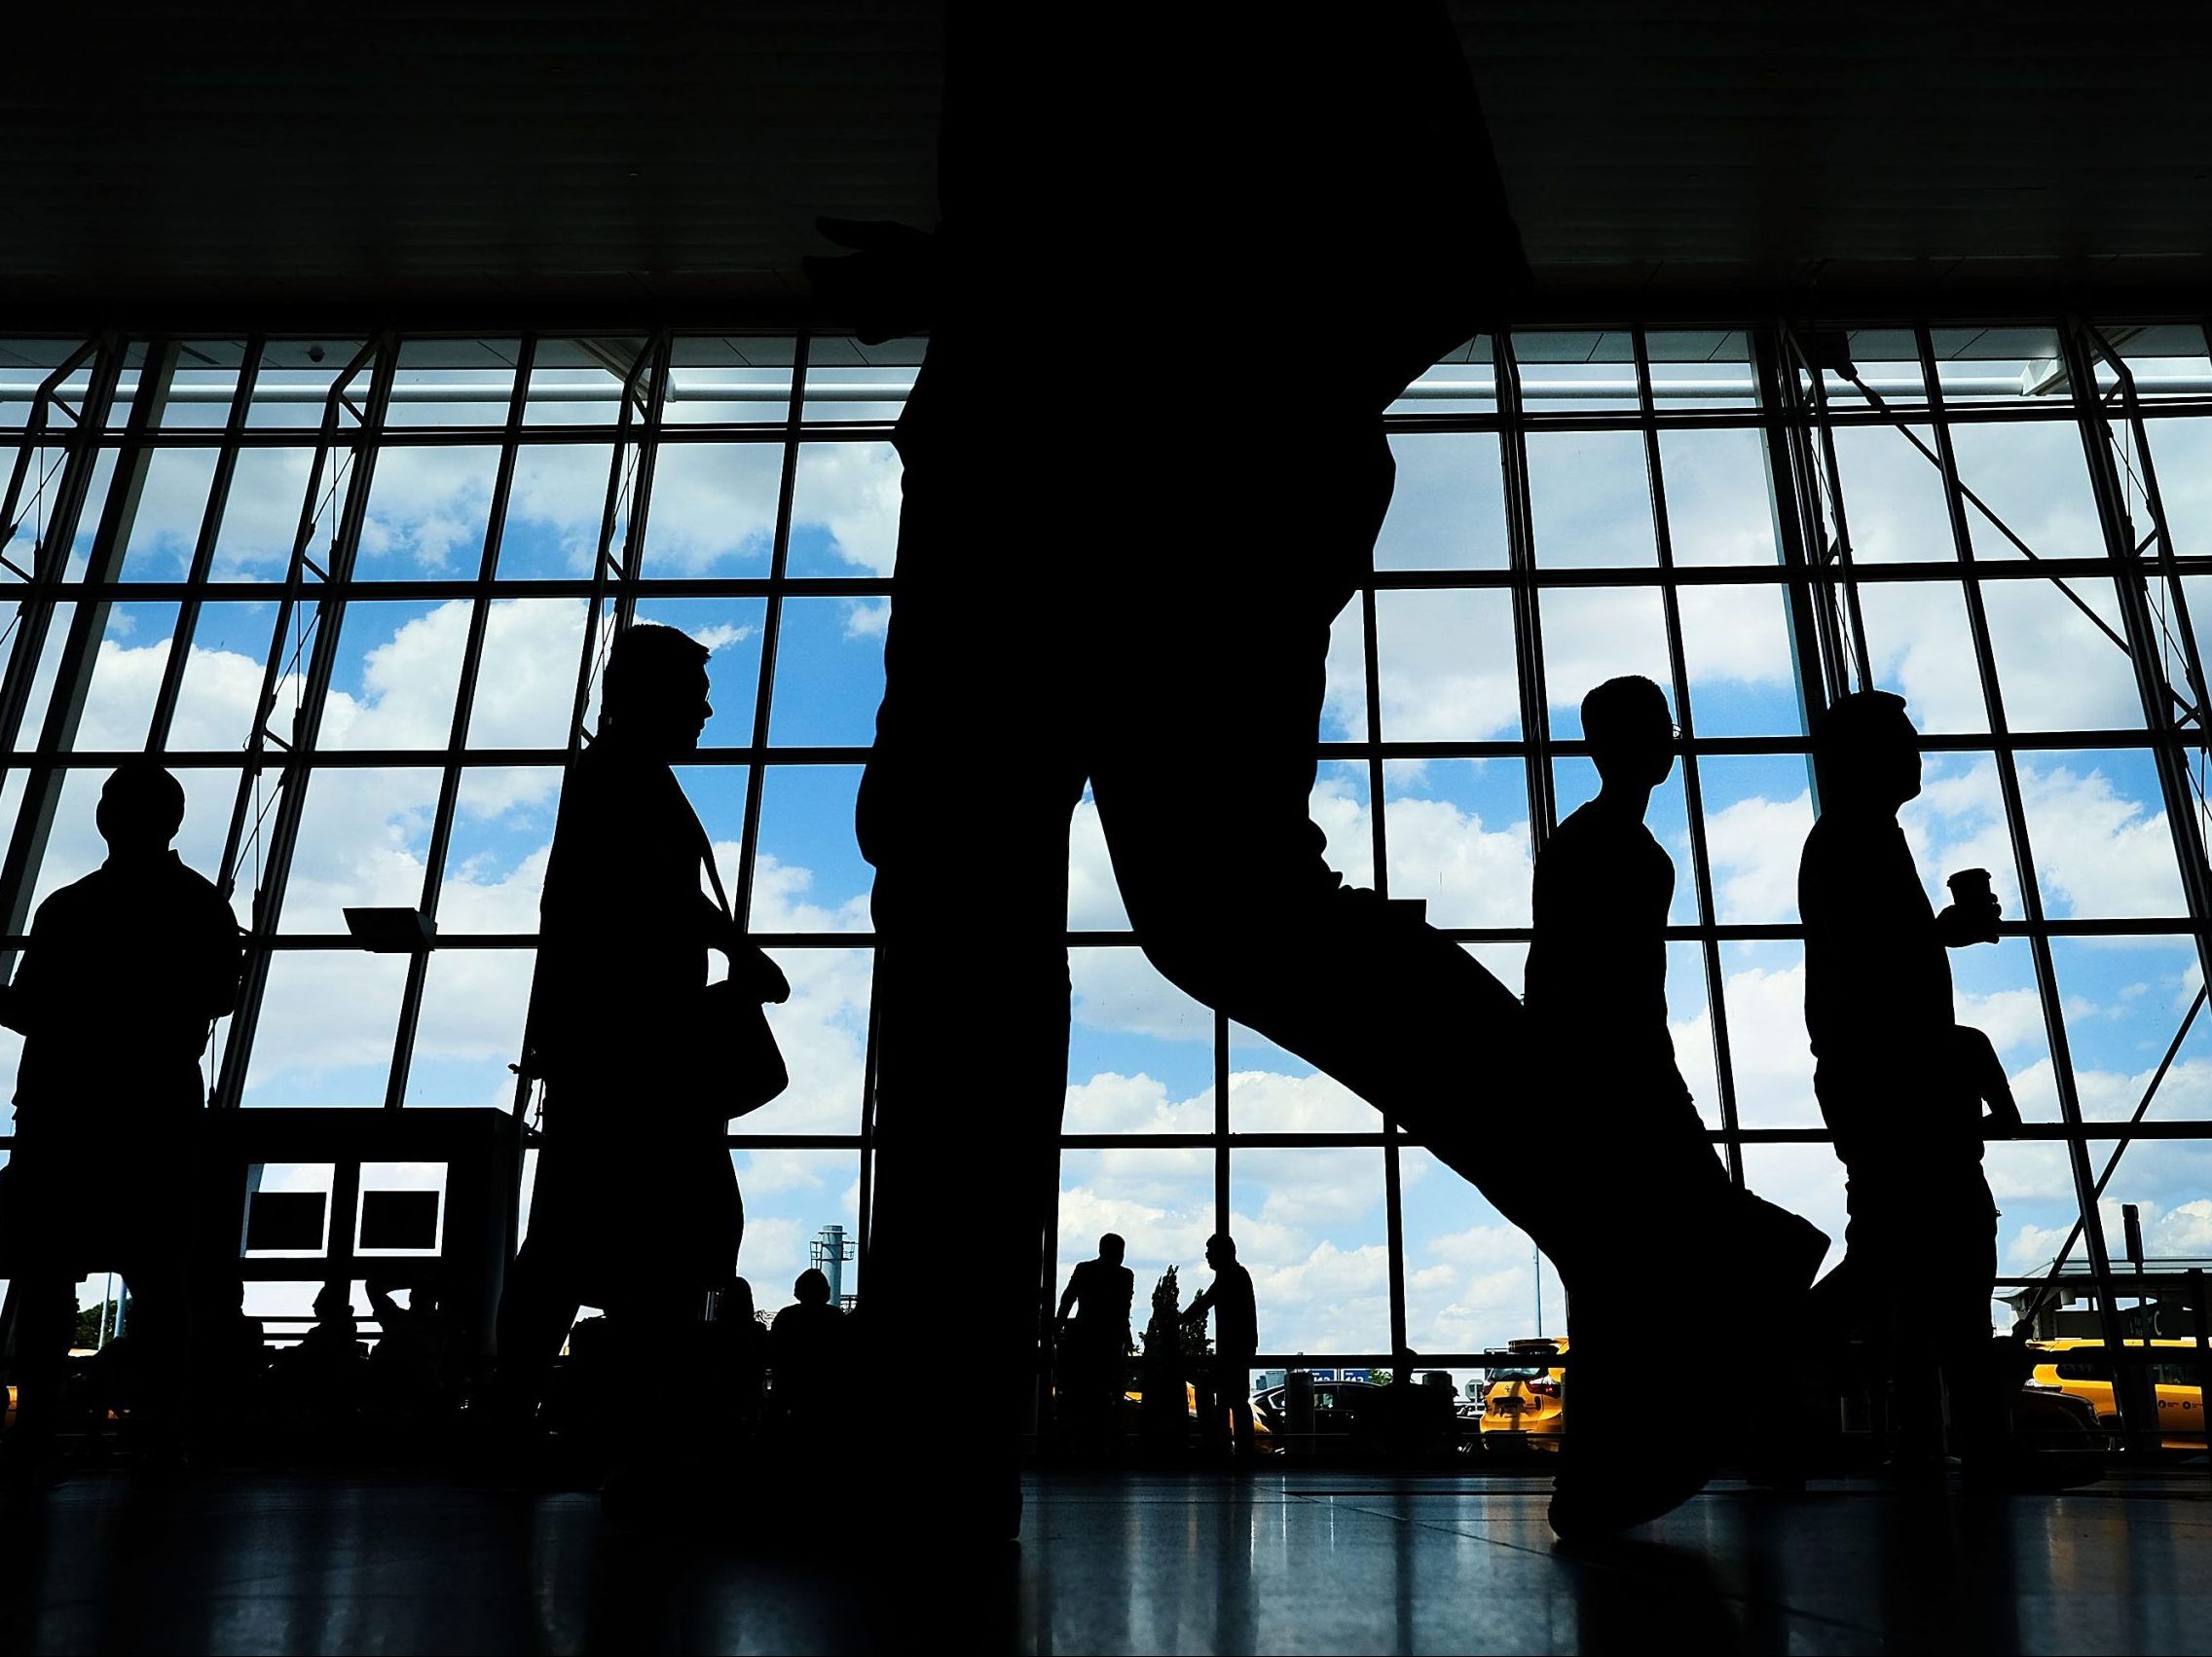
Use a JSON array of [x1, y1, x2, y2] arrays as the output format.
[[2, 1470, 2208, 1654]]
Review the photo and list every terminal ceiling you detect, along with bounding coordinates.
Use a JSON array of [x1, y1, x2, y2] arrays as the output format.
[[5, 1, 2211, 319]]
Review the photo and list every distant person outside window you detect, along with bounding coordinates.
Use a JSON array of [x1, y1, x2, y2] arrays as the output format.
[[1186, 1234, 1257, 1461], [1056, 1233, 1134, 1458], [498, 624, 784, 1488], [1799, 691, 2021, 1476], [0, 761, 241, 1477]]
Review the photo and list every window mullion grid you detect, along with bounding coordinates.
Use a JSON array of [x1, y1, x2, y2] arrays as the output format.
[[1916, 320, 2144, 1440], [732, 330, 808, 931], [561, 339, 660, 761], [382, 336, 538, 1112], [1793, 325, 1875, 692], [149, 334, 265, 750], [214, 336, 401, 1112], [1635, 327, 1745, 1186], [1357, 517, 1410, 1364]]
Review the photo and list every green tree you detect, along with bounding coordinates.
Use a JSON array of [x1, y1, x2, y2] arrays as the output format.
[[73, 1299, 119, 1350]]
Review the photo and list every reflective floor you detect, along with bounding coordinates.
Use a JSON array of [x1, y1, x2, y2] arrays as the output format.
[[1, 1470, 2208, 1654]]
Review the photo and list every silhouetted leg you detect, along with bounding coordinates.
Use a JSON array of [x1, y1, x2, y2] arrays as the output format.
[[495, 1230, 579, 1426], [859, 352, 1087, 1526], [1088, 422, 1567, 1260], [6, 1270, 74, 1454]]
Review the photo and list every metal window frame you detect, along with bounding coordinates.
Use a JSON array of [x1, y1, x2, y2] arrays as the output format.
[[3, 317, 2211, 1433]]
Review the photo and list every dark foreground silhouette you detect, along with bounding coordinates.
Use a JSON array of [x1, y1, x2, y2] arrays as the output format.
[[1800, 691, 2021, 1475], [0, 761, 241, 1476], [1527, 678, 1828, 1491], [499, 624, 788, 1487], [815, 2, 1825, 1540]]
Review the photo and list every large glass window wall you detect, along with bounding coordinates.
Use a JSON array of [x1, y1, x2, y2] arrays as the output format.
[[3, 321, 2209, 1399]]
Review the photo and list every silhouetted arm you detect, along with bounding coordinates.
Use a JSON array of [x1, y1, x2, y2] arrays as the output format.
[[1056, 1270, 1081, 1325], [1954, 1025, 2022, 1135]]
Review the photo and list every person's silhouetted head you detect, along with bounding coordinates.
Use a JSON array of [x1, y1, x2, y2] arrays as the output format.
[[794, 1268, 831, 1307], [723, 1276, 757, 1322], [1205, 1234, 1237, 1270], [600, 624, 712, 757], [1582, 676, 1675, 795], [1099, 1233, 1125, 1267], [1813, 691, 1921, 812], [313, 1279, 354, 1326], [96, 761, 185, 859]]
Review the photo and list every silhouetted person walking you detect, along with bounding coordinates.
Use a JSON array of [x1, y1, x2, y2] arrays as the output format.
[[1186, 1234, 1257, 1461], [1528, 678, 1827, 1491], [498, 624, 785, 1486], [812, 1, 1814, 1539], [705, 1275, 769, 1437], [768, 1269, 847, 1434], [0, 761, 240, 1476], [1800, 692, 2021, 1476], [1056, 1233, 1134, 1458]]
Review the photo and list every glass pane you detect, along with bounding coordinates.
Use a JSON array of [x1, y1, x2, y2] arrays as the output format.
[[319, 602, 470, 753], [461, 599, 591, 751], [618, 598, 768, 752], [2048, 937, 2203, 1124], [386, 338, 519, 428], [1539, 586, 1671, 739], [666, 333, 796, 424], [1740, 1144, 1848, 1285], [116, 447, 219, 580], [171, 603, 280, 752], [404, 948, 532, 1107], [1068, 944, 1213, 1131], [1526, 430, 1655, 567], [1949, 421, 2101, 560], [211, 448, 318, 578], [75, 602, 179, 748], [1228, 1146, 1390, 1356], [1373, 432, 1508, 571], [1659, 427, 1776, 565], [752, 944, 872, 1134], [1854, 578, 1991, 734], [788, 441, 903, 578], [800, 338, 921, 423], [274, 766, 442, 933], [1381, 759, 1532, 929], [1645, 328, 1757, 409], [1069, 790, 1132, 932], [501, 445, 613, 578], [1227, 1021, 1369, 1136], [734, 1151, 865, 1317], [1512, 330, 1639, 412], [1677, 581, 1801, 736], [246, 341, 368, 429], [1982, 575, 2142, 732], [1400, 1148, 1563, 1379], [639, 441, 784, 575], [767, 597, 886, 747], [1951, 937, 2060, 1125], [1057, 1147, 1214, 1353], [439, 766, 567, 930], [240, 951, 409, 1107], [1371, 589, 1519, 741], [524, 341, 645, 426], [1320, 601, 1367, 743], [2014, 749, 2188, 922], [1829, 422, 1960, 564], [1720, 939, 1820, 1128], [357, 446, 498, 578], [750, 766, 869, 933], [2140, 417, 2212, 556]]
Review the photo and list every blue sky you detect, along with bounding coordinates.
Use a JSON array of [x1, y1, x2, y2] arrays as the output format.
[[5, 337, 2212, 1368]]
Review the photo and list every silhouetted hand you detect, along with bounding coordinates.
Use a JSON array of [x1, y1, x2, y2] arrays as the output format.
[[803, 217, 940, 345], [1935, 894, 2002, 947]]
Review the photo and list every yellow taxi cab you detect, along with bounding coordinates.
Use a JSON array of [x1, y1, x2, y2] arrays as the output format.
[[2029, 1339, 2208, 1451], [1479, 1338, 1567, 1453]]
